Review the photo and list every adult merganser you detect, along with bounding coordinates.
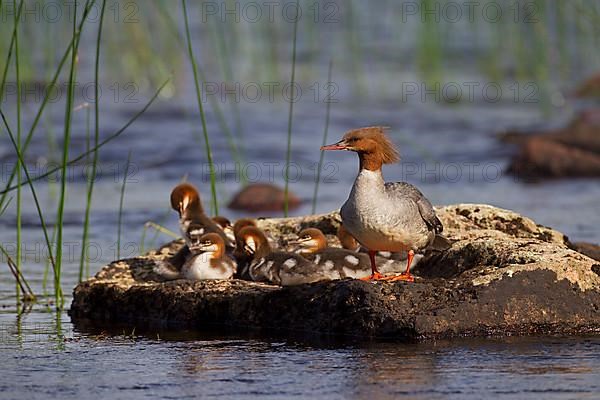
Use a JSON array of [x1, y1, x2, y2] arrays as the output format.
[[291, 228, 401, 279], [170, 183, 233, 248], [181, 232, 236, 280], [321, 126, 450, 282], [237, 226, 323, 286]]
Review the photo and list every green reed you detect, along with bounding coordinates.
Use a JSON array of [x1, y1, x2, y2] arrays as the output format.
[[79, 0, 106, 282], [54, 0, 90, 308], [0, 78, 170, 196], [182, 0, 219, 215], [1, 109, 55, 295], [117, 151, 132, 260], [139, 220, 178, 255], [13, 0, 23, 302], [283, 0, 300, 217], [312, 61, 333, 214], [0, 3, 97, 211]]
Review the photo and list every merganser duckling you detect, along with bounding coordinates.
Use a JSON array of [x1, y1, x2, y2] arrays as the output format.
[[232, 218, 259, 279], [170, 183, 233, 248], [212, 216, 236, 243], [321, 126, 450, 282], [337, 224, 360, 251], [292, 228, 372, 279], [292, 228, 402, 279], [181, 232, 236, 280], [237, 226, 322, 286]]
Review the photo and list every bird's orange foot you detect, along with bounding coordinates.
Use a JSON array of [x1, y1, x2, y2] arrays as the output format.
[[360, 272, 387, 281], [387, 273, 415, 283]]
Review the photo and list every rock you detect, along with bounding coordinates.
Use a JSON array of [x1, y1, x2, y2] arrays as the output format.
[[227, 183, 301, 213], [507, 137, 600, 179], [505, 111, 600, 179], [69, 204, 600, 340], [574, 73, 600, 98]]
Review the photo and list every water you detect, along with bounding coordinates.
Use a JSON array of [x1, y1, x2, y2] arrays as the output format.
[[2, 312, 600, 399], [2, 3, 600, 397], [2, 88, 600, 399], [1, 97, 599, 398]]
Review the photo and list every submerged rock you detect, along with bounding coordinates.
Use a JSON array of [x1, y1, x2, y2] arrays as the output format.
[[228, 183, 301, 212], [70, 204, 600, 340], [504, 111, 600, 179]]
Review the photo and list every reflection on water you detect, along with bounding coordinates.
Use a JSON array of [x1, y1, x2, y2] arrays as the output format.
[[1, 311, 599, 399]]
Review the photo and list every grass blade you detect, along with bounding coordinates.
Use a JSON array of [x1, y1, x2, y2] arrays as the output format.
[[0, 0, 97, 211], [79, 0, 106, 282], [0, 78, 171, 195], [0, 109, 57, 280], [283, 0, 300, 217], [117, 151, 132, 259], [181, 0, 219, 215], [13, 0, 23, 302], [0, 0, 23, 98], [54, 0, 86, 309]]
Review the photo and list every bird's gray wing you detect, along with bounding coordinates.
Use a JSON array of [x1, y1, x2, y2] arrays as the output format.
[[385, 182, 444, 234]]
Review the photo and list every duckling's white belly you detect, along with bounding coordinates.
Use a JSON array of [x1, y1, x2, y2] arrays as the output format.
[[182, 255, 233, 280]]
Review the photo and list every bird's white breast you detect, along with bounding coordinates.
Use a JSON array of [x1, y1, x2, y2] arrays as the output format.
[[341, 169, 419, 252]]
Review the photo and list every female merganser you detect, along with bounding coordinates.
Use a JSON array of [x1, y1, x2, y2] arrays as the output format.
[[170, 183, 233, 248], [321, 126, 450, 282], [181, 232, 236, 280], [237, 226, 323, 286], [292, 228, 401, 279]]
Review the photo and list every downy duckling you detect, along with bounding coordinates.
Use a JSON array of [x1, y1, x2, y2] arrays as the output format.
[[237, 226, 323, 286], [181, 232, 236, 280]]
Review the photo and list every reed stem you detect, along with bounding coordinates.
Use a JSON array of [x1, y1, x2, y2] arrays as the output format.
[[0, 78, 170, 196], [283, 0, 300, 217], [117, 151, 132, 259], [79, 0, 106, 282], [13, 0, 23, 303], [181, 0, 219, 215], [0, 1, 96, 211]]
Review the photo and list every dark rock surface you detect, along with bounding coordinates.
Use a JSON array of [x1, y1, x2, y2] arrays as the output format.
[[70, 204, 600, 340]]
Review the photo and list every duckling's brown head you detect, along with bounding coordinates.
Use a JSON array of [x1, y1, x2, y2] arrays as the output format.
[[320, 126, 399, 170], [233, 218, 257, 238], [171, 183, 203, 216], [237, 226, 270, 258], [192, 232, 225, 257], [291, 228, 327, 254], [212, 216, 231, 229], [213, 216, 235, 243]]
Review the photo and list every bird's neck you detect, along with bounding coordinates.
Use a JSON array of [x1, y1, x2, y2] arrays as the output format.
[[354, 167, 385, 193], [358, 152, 384, 172]]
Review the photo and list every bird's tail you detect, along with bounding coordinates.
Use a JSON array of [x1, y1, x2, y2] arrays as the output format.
[[430, 234, 451, 251]]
